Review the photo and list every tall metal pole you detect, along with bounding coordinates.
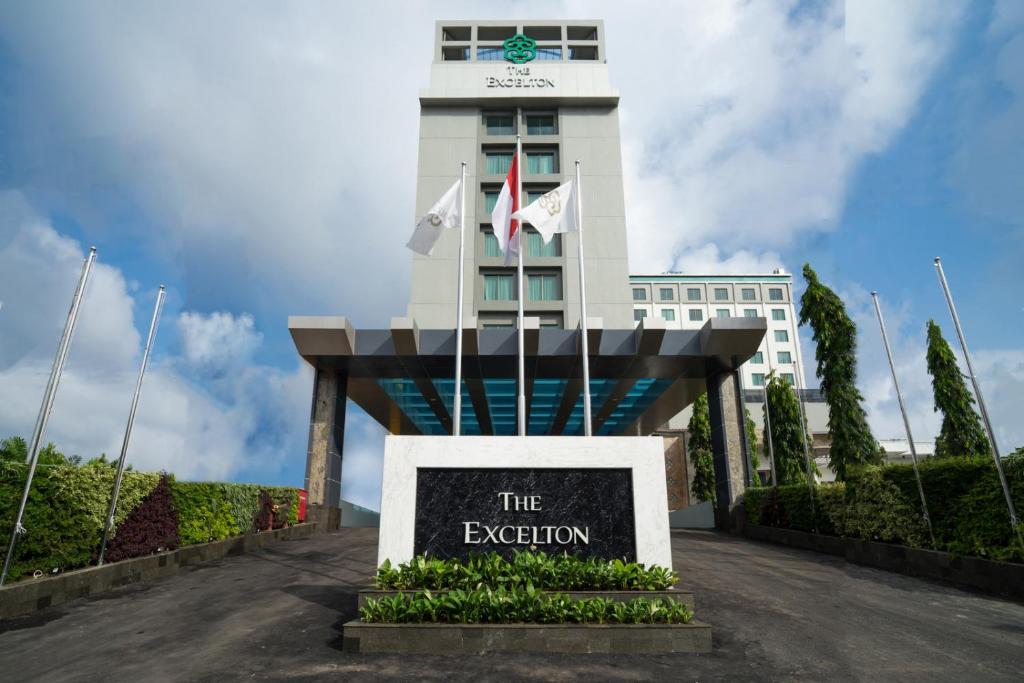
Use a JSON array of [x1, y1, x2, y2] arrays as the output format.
[[453, 163, 467, 437], [871, 291, 936, 547], [934, 257, 1022, 546], [516, 133, 526, 437], [2, 247, 96, 586], [98, 286, 166, 564], [575, 161, 593, 437]]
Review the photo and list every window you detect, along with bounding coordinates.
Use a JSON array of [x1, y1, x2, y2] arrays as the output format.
[[484, 190, 499, 213], [661, 309, 676, 321], [741, 287, 756, 301], [632, 287, 646, 301], [687, 287, 701, 301], [634, 309, 647, 322], [752, 373, 766, 387], [772, 309, 786, 321], [525, 188, 551, 203], [774, 330, 789, 342], [526, 114, 557, 135], [442, 46, 469, 61], [478, 26, 515, 40], [568, 46, 598, 60], [525, 26, 562, 40], [688, 309, 703, 322], [535, 47, 562, 61], [483, 232, 501, 257], [567, 26, 598, 40], [744, 309, 758, 318], [485, 114, 515, 136], [782, 373, 795, 385], [716, 308, 731, 318], [768, 287, 784, 301], [752, 352, 764, 364], [482, 322, 514, 329], [526, 151, 556, 174], [527, 231, 561, 257], [442, 26, 471, 41], [528, 273, 562, 301], [659, 287, 674, 301], [485, 152, 513, 175], [714, 287, 729, 301], [778, 351, 792, 364], [477, 47, 504, 61], [483, 273, 514, 300]]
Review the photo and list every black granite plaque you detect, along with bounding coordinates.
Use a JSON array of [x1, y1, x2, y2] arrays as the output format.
[[413, 468, 636, 561]]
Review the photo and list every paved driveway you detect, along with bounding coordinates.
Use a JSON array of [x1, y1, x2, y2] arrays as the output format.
[[1, 528, 1022, 681]]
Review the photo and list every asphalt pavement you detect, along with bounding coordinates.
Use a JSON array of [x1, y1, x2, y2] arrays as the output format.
[[1, 528, 1022, 681]]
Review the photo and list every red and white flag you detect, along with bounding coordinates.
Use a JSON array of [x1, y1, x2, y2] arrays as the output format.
[[490, 152, 519, 266]]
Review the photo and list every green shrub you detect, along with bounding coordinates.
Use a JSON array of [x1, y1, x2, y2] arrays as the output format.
[[359, 586, 694, 625], [0, 461, 159, 581], [742, 455, 1023, 561], [0, 448, 303, 581], [375, 551, 678, 592]]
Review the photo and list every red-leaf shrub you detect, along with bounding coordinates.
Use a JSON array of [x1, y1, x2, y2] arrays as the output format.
[[104, 474, 180, 562]]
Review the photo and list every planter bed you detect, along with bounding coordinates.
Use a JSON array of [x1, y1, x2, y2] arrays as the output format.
[[343, 620, 712, 654], [744, 524, 1024, 601], [357, 587, 695, 610], [0, 522, 319, 620]]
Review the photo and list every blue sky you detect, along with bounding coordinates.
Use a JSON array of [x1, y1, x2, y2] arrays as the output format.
[[0, 1, 1021, 510]]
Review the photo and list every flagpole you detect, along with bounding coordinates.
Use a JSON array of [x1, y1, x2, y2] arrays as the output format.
[[2, 247, 96, 586], [516, 134, 526, 437], [871, 291, 936, 547], [934, 257, 1022, 547], [575, 161, 593, 437], [98, 285, 166, 565], [453, 162, 466, 437]]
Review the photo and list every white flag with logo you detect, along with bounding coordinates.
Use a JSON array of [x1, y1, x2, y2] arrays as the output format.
[[406, 178, 462, 256], [511, 179, 578, 244]]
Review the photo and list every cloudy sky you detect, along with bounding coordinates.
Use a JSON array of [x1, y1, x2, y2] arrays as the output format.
[[0, 1, 1021, 510]]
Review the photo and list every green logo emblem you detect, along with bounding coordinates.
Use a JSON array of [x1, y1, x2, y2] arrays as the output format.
[[503, 34, 536, 64]]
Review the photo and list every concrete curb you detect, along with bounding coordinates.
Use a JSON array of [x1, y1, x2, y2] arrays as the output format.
[[0, 523, 320, 619], [357, 588, 695, 610], [342, 620, 713, 654], [744, 524, 1024, 601]]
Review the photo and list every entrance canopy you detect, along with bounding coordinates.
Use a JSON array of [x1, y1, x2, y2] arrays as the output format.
[[289, 316, 765, 437]]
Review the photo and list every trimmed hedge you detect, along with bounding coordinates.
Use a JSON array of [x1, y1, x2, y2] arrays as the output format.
[[744, 455, 1024, 562], [0, 461, 301, 582]]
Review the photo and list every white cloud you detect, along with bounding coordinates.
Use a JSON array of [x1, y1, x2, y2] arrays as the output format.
[[604, 0, 967, 273], [0, 195, 315, 482], [839, 284, 1024, 452], [178, 311, 261, 374]]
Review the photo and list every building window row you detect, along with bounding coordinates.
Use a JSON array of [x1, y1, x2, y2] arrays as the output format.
[[483, 272, 563, 301], [751, 372, 795, 387], [484, 150, 559, 175], [484, 112, 558, 137], [631, 284, 788, 303]]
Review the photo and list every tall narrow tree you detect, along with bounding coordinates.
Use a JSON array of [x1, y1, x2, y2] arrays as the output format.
[[688, 393, 716, 503], [745, 407, 762, 486], [925, 320, 991, 458], [763, 373, 815, 485], [799, 263, 879, 479]]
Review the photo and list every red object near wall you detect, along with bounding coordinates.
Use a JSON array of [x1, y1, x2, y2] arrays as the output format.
[[297, 489, 308, 522]]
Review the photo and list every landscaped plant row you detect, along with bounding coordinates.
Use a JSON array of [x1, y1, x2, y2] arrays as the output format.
[[743, 456, 1024, 562], [374, 551, 679, 591], [0, 459, 301, 582], [359, 586, 694, 625]]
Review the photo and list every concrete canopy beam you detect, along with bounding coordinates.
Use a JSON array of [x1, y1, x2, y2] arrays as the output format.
[[288, 316, 355, 362]]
